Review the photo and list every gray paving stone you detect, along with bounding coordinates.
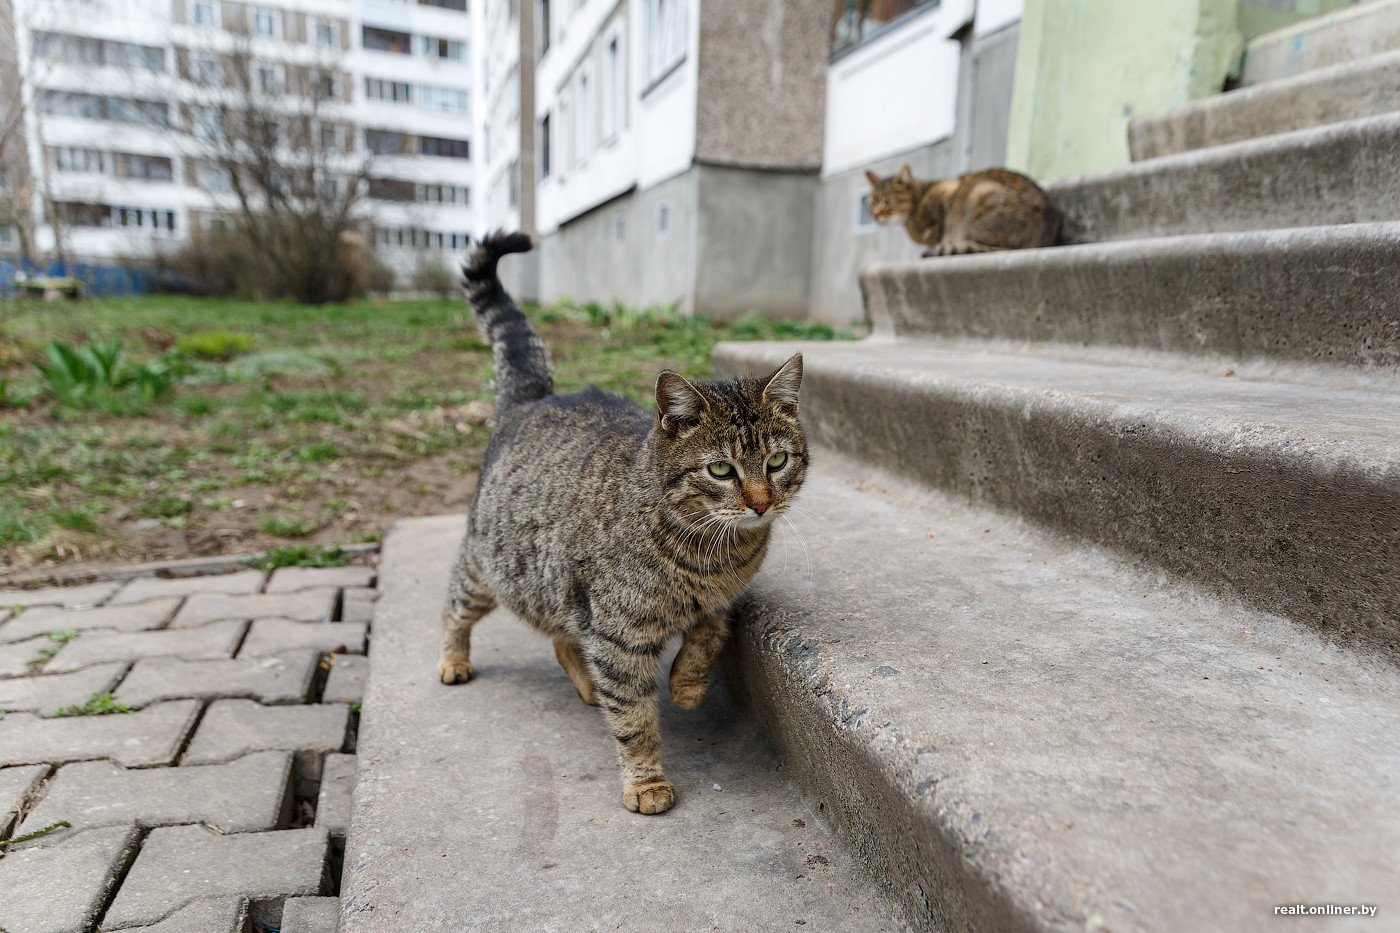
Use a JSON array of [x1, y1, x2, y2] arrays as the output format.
[[44, 621, 246, 673], [115, 651, 318, 707], [0, 597, 181, 644], [267, 565, 375, 593], [341, 587, 378, 625], [314, 753, 355, 839], [22, 751, 292, 835], [173, 588, 336, 628], [239, 619, 366, 657], [0, 700, 200, 768], [123, 898, 248, 933], [183, 700, 348, 793], [1, 763, 47, 835], [0, 637, 54, 676], [110, 569, 265, 605], [103, 825, 328, 930], [0, 824, 139, 933], [0, 664, 127, 715], [281, 896, 339, 933], [321, 654, 367, 704], [0, 582, 121, 610]]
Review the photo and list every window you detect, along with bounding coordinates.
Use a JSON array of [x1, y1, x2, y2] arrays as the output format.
[[419, 0, 467, 9], [252, 8, 279, 37], [365, 78, 412, 103], [50, 147, 105, 173], [855, 191, 877, 233], [603, 36, 621, 140], [419, 135, 469, 159], [644, 0, 686, 86], [32, 33, 163, 71], [364, 129, 409, 154], [320, 123, 340, 152], [657, 200, 669, 236], [318, 73, 338, 99], [539, 114, 550, 179], [420, 85, 470, 115], [539, 0, 550, 54], [363, 26, 412, 54], [830, 0, 940, 56], [198, 164, 231, 192], [54, 202, 113, 227], [615, 211, 625, 243], [575, 72, 590, 163], [191, 0, 216, 27], [194, 107, 223, 140], [40, 92, 168, 127], [258, 65, 280, 95], [315, 19, 339, 48], [508, 158, 519, 208], [193, 56, 222, 84], [115, 153, 173, 181], [419, 36, 466, 61]]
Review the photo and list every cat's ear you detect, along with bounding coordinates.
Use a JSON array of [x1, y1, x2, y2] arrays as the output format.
[[865, 170, 880, 187], [656, 370, 709, 433], [761, 354, 803, 417], [897, 164, 914, 183]]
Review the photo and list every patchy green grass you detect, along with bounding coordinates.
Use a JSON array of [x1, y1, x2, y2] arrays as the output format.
[[54, 692, 132, 717], [1, 294, 859, 571]]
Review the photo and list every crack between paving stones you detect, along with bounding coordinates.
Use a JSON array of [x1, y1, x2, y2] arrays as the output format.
[[90, 824, 148, 932]]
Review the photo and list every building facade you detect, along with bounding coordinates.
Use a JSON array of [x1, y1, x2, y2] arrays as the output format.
[[1, 0, 479, 284]]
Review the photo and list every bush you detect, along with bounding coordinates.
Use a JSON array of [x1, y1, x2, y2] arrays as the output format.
[[177, 331, 255, 361], [413, 256, 458, 299], [367, 255, 397, 296]]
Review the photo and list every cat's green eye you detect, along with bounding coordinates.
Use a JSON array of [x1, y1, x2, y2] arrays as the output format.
[[708, 462, 734, 479], [766, 452, 788, 471]]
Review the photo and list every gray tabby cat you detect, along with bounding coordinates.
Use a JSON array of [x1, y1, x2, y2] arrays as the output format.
[[439, 231, 807, 815]]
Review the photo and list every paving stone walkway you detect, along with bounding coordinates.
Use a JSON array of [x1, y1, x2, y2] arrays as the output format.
[[0, 561, 376, 933]]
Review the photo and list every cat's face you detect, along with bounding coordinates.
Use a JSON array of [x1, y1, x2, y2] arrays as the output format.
[[653, 355, 806, 533], [865, 165, 916, 222]]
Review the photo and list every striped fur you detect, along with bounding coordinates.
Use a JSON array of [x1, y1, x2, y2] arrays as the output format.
[[865, 165, 1059, 258], [440, 231, 807, 814]]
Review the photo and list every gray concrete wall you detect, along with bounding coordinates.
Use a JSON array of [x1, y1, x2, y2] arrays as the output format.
[[694, 0, 828, 171], [538, 169, 697, 312], [806, 22, 1021, 326], [694, 164, 815, 319]]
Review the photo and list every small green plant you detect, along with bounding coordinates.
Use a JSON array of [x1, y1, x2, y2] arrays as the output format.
[[176, 330, 255, 361], [33, 340, 174, 410], [51, 506, 101, 535], [54, 692, 132, 717], [28, 629, 79, 667], [296, 440, 340, 462], [259, 512, 317, 538], [138, 497, 193, 520], [252, 544, 353, 569]]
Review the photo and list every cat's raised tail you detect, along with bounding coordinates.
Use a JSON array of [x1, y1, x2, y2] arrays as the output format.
[[462, 230, 554, 411]]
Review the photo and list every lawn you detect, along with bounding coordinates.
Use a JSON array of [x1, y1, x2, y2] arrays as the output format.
[[0, 294, 854, 575]]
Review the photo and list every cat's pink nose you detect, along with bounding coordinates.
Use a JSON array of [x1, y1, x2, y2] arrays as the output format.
[[749, 500, 770, 515]]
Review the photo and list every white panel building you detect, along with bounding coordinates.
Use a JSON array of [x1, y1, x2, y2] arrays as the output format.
[[1, 0, 480, 284]]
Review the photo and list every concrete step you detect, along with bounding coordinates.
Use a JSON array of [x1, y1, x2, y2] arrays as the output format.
[[726, 457, 1400, 932], [1130, 49, 1400, 160], [1239, 0, 1400, 86], [1050, 112, 1400, 244], [339, 515, 910, 932], [713, 340, 1400, 657], [857, 221, 1400, 371]]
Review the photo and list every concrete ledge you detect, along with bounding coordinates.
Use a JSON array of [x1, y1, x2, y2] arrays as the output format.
[[1050, 113, 1400, 243], [726, 461, 1400, 932], [1129, 50, 1400, 159], [858, 222, 1400, 370], [714, 340, 1400, 655], [1239, 0, 1400, 86]]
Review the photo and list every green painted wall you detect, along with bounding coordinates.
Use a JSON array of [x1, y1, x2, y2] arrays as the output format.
[[1004, 0, 1358, 182]]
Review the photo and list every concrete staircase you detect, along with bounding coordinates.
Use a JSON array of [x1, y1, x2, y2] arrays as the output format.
[[712, 5, 1400, 931]]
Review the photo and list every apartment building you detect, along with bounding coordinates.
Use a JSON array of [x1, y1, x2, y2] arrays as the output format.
[[527, 0, 828, 318], [479, 0, 537, 297], [1, 0, 478, 284]]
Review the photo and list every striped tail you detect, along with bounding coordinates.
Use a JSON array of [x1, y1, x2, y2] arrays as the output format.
[[462, 230, 553, 411]]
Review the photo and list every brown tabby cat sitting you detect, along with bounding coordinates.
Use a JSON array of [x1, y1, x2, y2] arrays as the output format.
[[865, 165, 1059, 257], [438, 231, 807, 815]]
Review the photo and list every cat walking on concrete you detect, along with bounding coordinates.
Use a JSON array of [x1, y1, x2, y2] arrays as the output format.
[[866, 165, 1059, 257], [438, 231, 807, 815]]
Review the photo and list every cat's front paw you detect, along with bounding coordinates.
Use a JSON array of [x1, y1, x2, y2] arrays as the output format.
[[668, 672, 709, 710], [438, 654, 474, 685], [623, 779, 676, 815]]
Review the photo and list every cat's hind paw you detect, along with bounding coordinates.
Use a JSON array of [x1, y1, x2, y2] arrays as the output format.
[[623, 779, 676, 815], [668, 673, 709, 710], [438, 655, 475, 685]]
